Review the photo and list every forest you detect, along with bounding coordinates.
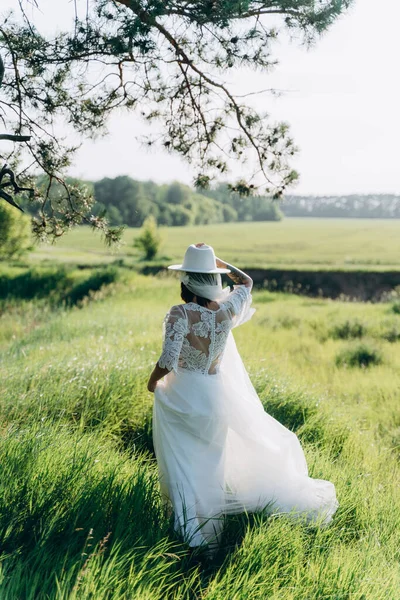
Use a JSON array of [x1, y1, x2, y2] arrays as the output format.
[[19, 177, 400, 228]]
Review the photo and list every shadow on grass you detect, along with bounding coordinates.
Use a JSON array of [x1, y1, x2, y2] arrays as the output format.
[[0, 265, 119, 307], [0, 424, 201, 598], [118, 410, 155, 457]]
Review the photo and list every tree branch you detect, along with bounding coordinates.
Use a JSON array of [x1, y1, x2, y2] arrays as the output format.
[[112, 0, 275, 183], [0, 54, 4, 88], [0, 133, 31, 141]]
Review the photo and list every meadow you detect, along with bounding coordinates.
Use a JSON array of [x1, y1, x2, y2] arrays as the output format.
[[30, 218, 400, 271], [1, 262, 400, 598]]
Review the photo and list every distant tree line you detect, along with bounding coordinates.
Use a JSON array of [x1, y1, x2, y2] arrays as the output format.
[[18, 176, 283, 227], [18, 179, 400, 229], [282, 195, 400, 218], [90, 177, 283, 227]]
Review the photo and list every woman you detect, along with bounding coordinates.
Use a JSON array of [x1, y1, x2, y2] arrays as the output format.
[[147, 243, 338, 549]]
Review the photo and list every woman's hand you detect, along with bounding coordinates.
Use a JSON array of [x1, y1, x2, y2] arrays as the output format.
[[147, 380, 157, 393], [215, 256, 227, 269], [147, 363, 170, 392], [195, 242, 206, 248]]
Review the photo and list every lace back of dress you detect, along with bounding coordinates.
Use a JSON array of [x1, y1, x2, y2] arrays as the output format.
[[183, 304, 232, 375], [157, 286, 253, 375]]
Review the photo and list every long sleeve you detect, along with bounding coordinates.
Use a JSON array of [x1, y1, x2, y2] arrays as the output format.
[[223, 285, 255, 328], [157, 305, 188, 372]]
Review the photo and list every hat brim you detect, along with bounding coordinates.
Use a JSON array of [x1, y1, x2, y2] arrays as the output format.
[[168, 264, 231, 274]]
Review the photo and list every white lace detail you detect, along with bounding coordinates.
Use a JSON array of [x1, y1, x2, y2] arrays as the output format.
[[157, 286, 253, 375], [222, 285, 251, 317], [158, 306, 189, 371], [180, 338, 209, 373], [192, 311, 213, 338]]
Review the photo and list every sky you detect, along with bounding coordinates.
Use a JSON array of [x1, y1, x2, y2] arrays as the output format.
[[2, 0, 400, 195]]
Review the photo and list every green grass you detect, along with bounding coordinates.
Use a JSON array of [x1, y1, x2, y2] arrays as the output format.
[[29, 218, 400, 271], [1, 270, 400, 597], [0, 265, 120, 306]]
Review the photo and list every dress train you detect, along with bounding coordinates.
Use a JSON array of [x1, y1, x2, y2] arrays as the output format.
[[153, 332, 338, 547]]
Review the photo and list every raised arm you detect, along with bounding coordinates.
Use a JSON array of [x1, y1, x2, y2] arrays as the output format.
[[215, 257, 253, 289], [193, 242, 252, 289]]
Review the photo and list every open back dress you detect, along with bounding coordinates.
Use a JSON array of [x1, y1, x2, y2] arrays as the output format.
[[153, 284, 338, 547]]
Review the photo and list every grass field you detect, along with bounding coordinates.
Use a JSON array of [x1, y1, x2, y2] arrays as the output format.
[[30, 218, 400, 271], [1, 268, 400, 598]]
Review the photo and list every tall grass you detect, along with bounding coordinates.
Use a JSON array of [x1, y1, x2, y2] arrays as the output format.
[[1, 271, 400, 597]]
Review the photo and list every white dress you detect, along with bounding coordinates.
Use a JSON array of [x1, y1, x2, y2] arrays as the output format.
[[153, 285, 338, 547]]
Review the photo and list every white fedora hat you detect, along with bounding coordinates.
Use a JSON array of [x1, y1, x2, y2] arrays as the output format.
[[168, 244, 230, 274]]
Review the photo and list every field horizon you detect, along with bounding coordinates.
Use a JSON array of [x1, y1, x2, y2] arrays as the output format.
[[28, 217, 400, 272]]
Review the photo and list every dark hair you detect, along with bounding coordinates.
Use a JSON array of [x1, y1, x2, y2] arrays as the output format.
[[181, 283, 211, 307]]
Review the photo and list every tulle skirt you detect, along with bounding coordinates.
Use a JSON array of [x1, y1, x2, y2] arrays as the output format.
[[152, 334, 338, 547]]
